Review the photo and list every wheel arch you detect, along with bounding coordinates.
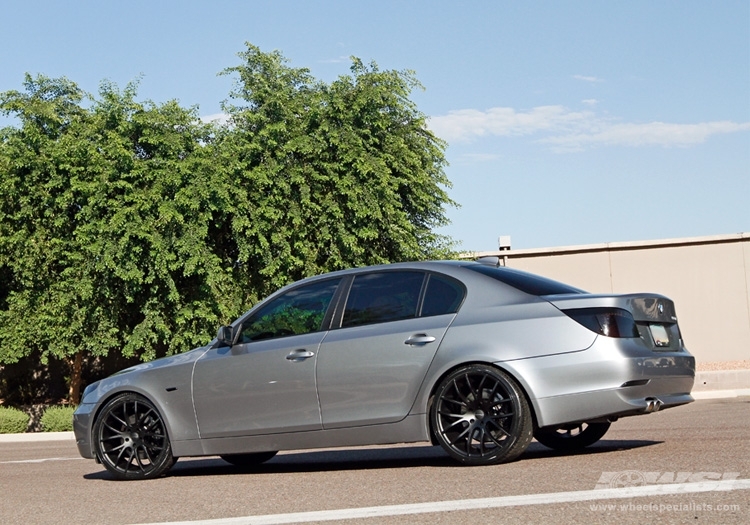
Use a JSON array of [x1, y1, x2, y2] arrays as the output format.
[[424, 360, 540, 444], [91, 389, 177, 479], [89, 387, 177, 456]]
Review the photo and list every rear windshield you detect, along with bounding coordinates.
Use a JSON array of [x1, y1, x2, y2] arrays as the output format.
[[465, 264, 585, 296]]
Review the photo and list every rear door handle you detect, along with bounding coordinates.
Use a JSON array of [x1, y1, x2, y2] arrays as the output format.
[[404, 334, 437, 346], [286, 349, 315, 361]]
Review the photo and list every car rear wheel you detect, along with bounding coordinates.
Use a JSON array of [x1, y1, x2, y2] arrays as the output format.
[[431, 364, 533, 465], [93, 393, 175, 480], [534, 421, 611, 451], [220, 451, 278, 467]]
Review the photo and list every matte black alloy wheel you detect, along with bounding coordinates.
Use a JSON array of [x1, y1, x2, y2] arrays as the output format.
[[534, 421, 611, 451], [431, 365, 533, 465], [94, 393, 175, 480], [220, 451, 278, 468]]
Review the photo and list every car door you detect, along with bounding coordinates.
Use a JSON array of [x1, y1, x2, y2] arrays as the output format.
[[316, 271, 465, 429], [192, 278, 341, 439]]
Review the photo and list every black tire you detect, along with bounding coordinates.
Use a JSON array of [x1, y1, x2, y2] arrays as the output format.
[[534, 421, 611, 451], [430, 364, 533, 466], [220, 451, 278, 467], [93, 393, 175, 480]]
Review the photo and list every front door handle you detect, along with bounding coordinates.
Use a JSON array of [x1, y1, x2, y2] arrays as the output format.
[[286, 349, 315, 361], [404, 334, 437, 346]]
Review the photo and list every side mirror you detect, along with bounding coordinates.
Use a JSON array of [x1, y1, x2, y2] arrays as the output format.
[[216, 325, 235, 347]]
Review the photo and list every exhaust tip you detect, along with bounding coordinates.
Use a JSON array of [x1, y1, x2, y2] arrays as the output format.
[[644, 397, 663, 413]]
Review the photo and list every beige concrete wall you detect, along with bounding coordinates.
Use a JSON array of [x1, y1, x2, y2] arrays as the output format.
[[471, 234, 750, 365]]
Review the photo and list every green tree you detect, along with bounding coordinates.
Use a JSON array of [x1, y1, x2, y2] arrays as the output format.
[[0, 75, 235, 403], [217, 44, 456, 298]]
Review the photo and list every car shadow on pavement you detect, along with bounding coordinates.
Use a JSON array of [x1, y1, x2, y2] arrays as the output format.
[[83, 439, 662, 480], [522, 439, 663, 459]]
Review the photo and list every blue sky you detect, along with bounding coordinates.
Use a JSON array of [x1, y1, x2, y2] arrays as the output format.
[[2, 1, 748, 250]]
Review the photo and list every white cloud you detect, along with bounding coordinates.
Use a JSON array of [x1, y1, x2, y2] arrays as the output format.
[[428, 106, 750, 152], [427, 106, 597, 142], [200, 112, 230, 125], [582, 99, 598, 106], [542, 120, 750, 151], [573, 74, 604, 83]]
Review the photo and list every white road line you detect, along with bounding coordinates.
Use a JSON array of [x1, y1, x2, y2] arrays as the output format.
[[0, 457, 86, 464], [133, 479, 750, 525]]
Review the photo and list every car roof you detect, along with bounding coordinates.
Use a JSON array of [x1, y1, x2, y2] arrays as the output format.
[[297, 260, 471, 281]]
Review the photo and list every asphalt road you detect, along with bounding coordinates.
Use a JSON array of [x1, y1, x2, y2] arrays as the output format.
[[1, 397, 749, 525]]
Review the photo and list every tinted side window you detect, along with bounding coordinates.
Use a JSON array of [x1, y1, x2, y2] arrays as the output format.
[[421, 274, 465, 317], [342, 271, 425, 328], [238, 278, 341, 342]]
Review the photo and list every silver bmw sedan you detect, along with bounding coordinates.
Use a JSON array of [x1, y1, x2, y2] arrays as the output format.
[[73, 260, 695, 480]]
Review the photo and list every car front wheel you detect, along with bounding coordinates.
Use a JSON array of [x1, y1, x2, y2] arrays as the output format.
[[431, 364, 533, 466], [534, 421, 611, 451], [93, 393, 175, 480]]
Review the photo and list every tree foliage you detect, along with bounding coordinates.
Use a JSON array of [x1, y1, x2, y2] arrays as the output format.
[[217, 45, 454, 297], [0, 75, 233, 402], [0, 44, 455, 403]]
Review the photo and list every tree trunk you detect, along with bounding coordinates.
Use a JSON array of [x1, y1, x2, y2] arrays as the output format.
[[68, 351, 83, 405]]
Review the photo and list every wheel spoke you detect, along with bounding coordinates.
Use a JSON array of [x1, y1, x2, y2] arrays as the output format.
[[489, 421, 513, 445], [440, 418, 469, 433], [108, 414, 128, 430], [466, 373, 480, 401], [137, 407, 156, 426], [485, 415, 511, 433], [139, 445, 154, 464], [476, 427, 488, 456], [437, 409, 466, 419], [485, 379, 500, 403], [447, 424, 471, 446], [474, 375, 487, 401], [464, 428, 474, 455], [116, 446, 129, 465], [488, 410, 514, 421], [453, 378, 471, 405], [441, 396, 467, 409]]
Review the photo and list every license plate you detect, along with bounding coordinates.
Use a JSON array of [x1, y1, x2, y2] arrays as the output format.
[[649, 324, 670, 347]]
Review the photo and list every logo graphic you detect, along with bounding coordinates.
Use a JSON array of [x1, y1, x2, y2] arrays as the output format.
[[609, 470, 647, 488], [595, 471, 741, 490]]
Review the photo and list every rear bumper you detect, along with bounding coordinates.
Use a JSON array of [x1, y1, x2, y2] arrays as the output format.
[[533, 384, 694, 428], [499, 336, 695, 428]]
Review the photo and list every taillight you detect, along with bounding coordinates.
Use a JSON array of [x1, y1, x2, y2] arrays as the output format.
[[562, 308, 639, 338]]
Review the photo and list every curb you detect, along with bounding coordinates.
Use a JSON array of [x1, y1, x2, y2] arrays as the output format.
[[693, 369, 750, 392], [692, 388, 750, 400], [0, 431, 74, 443]]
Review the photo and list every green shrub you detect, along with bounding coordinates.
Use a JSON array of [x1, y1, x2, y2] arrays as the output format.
[[0, 406, 30, 433], [40, 405, 75, 432]]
